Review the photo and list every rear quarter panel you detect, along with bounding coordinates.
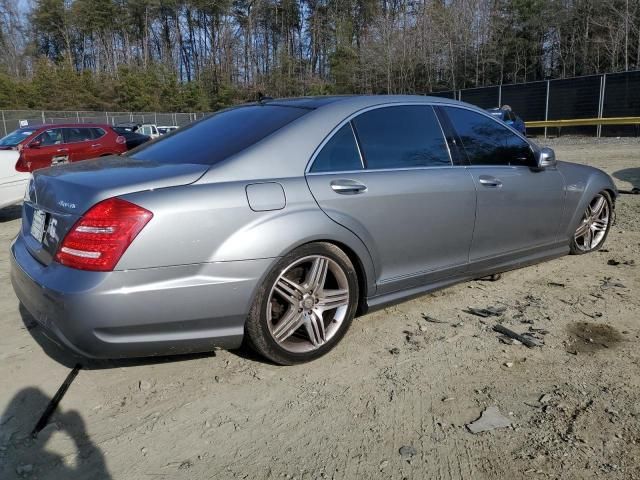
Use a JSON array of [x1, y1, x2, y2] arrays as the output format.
[[118, 177, 377, 296], [556, 160, 617, 241]]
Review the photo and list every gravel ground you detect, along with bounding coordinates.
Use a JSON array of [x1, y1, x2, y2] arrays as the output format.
[[0, 139, 639, 480]]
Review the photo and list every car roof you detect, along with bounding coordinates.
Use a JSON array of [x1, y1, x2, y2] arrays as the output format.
[[200, 94, 491, 183], [260, 94, 461, 110], [17, 123, 112, 131]]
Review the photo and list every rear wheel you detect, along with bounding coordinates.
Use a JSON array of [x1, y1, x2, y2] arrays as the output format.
[[570, 192, 612, 254], [245, 242, 359, 365]]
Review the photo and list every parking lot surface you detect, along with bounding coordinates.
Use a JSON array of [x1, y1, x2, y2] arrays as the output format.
[[1, 138, 639, 479]]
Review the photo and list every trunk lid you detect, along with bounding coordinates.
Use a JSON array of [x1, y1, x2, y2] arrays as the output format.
[[22, 156, 208, 266]]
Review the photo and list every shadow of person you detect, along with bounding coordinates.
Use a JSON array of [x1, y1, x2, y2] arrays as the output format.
[[613, 167, 640, 189], [0, 387, 111, 479]]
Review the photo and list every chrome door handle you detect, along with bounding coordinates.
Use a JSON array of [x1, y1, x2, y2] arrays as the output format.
[[478, 176, 502, 188], [330, 179, 367, 195], [91, 144, 101, 147]]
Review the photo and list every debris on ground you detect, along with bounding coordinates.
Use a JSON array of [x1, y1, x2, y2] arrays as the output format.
[[478, 273, 502, 282], [389, 347, 400, 355], [398, 445, 417, 457], [463, 306, 506, 318], [493, 324, 543, 348], [599, 277, 626, 289], [466, 406, 512, 434], [607, 258, 635, 266], [498, 336, 522, 346], [421, 314, 448, 324], [547, 282, 566, 287]]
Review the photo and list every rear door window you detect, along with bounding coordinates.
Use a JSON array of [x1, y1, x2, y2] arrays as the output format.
[[442, 107, 534, 167], [131, 105, 309, 165], [65, 128, 94, 143], [310, 123, 362, 173], [352, 105, 450, 169], [90, 128, 106, 139]]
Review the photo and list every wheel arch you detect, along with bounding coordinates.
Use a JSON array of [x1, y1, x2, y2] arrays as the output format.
[[558, 164, 618, 241], [315, 239, 370, 316]]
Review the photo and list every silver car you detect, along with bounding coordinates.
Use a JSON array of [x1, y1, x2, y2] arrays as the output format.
[[11, 96, 616, 365]]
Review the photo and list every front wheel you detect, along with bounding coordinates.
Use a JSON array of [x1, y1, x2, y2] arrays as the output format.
[[245, 242, 359, 365], [570, 192, 613, 254]]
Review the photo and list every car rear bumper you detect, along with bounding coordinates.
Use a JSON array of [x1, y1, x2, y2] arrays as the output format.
[[11, 235, 273, 359]]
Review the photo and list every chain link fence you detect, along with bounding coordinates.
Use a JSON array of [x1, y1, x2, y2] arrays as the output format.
[[431, 70, 640, 136], [0, 110, 207, 137], [2, 70, 638, 138]]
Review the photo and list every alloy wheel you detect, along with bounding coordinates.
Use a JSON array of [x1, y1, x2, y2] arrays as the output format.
[[267, 255, 350, 353], [574, 193, 610, 252]]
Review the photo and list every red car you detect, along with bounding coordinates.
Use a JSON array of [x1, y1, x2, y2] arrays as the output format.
[[0, 123, 128, 172]]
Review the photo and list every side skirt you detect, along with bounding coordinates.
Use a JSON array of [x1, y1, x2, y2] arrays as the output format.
[[363, 243, 569, 314]]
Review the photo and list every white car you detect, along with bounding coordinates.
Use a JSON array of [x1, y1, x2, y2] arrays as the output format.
[[0, 150, 30, 210], [158, 125, 179, 135], [139, 124, 160, 139]]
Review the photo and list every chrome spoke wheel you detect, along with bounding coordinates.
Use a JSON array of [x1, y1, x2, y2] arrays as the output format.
[[574, 193, 610, 252], [267, 255, 350, 353]]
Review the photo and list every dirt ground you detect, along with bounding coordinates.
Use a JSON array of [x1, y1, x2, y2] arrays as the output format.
[[0, 138, 639, 480]]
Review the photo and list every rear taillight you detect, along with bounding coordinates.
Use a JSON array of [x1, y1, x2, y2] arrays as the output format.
[[115, 135, 126, 145], [54, 198, 153, 271]]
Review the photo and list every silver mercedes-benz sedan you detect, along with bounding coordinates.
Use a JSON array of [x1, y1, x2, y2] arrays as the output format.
[[11, 96, 616, 365]]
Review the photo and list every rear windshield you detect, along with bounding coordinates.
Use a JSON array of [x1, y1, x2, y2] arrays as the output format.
[[130, 105, 309, 165], [0, 128, 36, 147]]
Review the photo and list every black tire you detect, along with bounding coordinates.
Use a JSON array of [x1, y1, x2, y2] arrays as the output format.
[[569, 191, 613, 255], [245, 242, 359, 365]]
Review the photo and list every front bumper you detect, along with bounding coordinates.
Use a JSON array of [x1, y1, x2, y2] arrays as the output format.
[[11, 235, 273, 359]]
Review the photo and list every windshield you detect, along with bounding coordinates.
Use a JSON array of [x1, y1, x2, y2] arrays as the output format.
[[130, 105, 309, 165], [0, 128, 36, 147]]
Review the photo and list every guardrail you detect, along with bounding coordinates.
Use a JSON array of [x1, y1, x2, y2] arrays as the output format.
[[526, 117, 640, 128], [525, 116, 640, 137]]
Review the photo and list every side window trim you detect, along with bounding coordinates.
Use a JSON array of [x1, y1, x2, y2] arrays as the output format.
[[349, 121, 366, 169], [434, 106, 467, 166]]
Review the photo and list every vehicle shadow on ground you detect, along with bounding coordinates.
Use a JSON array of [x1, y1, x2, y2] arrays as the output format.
[[0, 387, 111, 479], [0, 205, 22, 223], [613, 168, 640, 188]]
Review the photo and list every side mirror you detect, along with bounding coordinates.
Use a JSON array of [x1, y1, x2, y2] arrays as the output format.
[[29, 139, 42, 149], [536, 147, 556, 169]]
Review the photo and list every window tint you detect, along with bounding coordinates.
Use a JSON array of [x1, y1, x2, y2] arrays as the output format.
[[35, 129, 63, 146], [352, 105, 450, 169], [131, 105, 308, 165], [311, 123, 362, 172], [443, 107, 534, 167], [91, 128, 106, 139], [65, 127, 93, 143]]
